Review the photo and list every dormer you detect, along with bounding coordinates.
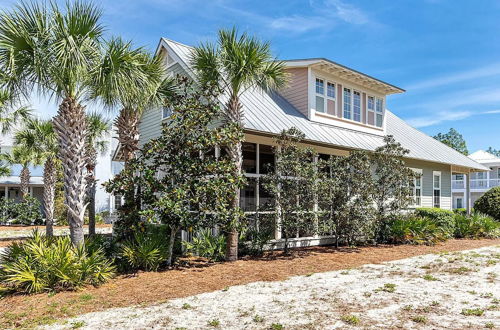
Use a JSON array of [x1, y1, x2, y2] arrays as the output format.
[[279, 58, 404, 135]]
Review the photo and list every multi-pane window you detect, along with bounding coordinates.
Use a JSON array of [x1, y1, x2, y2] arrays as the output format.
[[433, 172, 441, 208], [315, 78, 325, 113], [375, 97, 384, 127], [343, 88, 352, 119], [410, 169, 422, 206], [327, 82, 335, 98], [367, 96, 375, 121], [353, 91, 361, 122]]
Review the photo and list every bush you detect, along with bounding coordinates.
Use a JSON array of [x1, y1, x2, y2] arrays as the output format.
[[0, 231, 115, 293], [454, 213, 500, 238], [119, 229, 169, 271], [414, 208, 455, 237], [239, 214, 275, 257], [474, 187, 500, 220], [0, 196, 43, 225], [453, 208, 468, 216], [183, 229, 226, 262], [385, 216, 447, 245]]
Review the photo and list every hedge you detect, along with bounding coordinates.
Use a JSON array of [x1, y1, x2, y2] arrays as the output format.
[[414, 208, 455, 237], [474, 186, 500, 220]]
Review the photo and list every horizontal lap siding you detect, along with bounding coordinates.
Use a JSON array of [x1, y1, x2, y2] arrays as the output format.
[[138, 63, 187, 148], [406, 159, 451, 210], [278, 68, 309, 118]]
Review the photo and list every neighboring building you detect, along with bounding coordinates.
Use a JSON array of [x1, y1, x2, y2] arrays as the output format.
[[126, 37, 487, 243], [452, 150, 500, 209]]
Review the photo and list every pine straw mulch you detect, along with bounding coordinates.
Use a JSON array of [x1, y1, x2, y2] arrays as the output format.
[[1, 238, 499, 328]]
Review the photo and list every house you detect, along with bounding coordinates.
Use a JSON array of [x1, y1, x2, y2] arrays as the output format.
[[452, 150, 500, 209], [131, 37, 487, 243]]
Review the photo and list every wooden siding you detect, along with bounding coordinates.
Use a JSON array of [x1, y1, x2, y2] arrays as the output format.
[[138, 63, 186, 148], [279, 68, 309, 118], [406, 159, 452, 210]]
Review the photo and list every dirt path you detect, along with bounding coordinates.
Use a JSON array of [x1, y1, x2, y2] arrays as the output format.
[[0, 238, 499, 328]]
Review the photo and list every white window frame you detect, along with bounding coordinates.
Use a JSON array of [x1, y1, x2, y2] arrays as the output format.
[[433, 171, 441, 208], [353, 90, 361, 123], [375, 97, 384, 127], [410, 168, 423, 207], [366, 95, 375, 125], [314, 76, 336, 114], [342, 86, 363, 123]]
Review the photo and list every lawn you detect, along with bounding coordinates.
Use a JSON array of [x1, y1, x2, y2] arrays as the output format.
[[0, 238, 499, 328]]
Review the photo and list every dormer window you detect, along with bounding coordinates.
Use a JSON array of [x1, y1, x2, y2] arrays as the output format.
[[376, 97, 383, 127], [353, 91, 361, 122], [327, 82, 335, 98], [315, 78, 325, 113], [343, 88, 352, 120], [367, 95, 384, 128]]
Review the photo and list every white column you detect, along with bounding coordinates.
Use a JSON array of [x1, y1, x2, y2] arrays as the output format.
[[466, 172, 471, 215], [4, 186, 7, 200], [487, 170, 490, 188], [29, 186, 33, 196]]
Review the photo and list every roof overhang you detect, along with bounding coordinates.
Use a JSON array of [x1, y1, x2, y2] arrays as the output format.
[[283, 58, 405, 95]]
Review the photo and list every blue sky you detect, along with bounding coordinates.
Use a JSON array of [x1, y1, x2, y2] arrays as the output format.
[[4, 0, 500, 152]]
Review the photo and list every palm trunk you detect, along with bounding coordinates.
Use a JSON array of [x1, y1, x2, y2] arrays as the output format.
[[43, 157, 56, 237], [115, 108, 140, 168], [225, 93, 244, 262], [52, 97, 88, 246], [87, 179, 96, 236], [85, 147, 97, 237], [19, 166, 30, 200]]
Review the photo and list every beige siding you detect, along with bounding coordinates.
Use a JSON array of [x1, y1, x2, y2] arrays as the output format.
[[406, 159, 452, 210], [138, 63, 187, 148], [279, 68, 309, 118]]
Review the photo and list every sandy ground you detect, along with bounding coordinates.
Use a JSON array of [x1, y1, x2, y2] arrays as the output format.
[[46, 245, 500, 330]]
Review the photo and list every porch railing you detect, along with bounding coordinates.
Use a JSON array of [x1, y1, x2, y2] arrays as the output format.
[[452, 179, 500, 189]]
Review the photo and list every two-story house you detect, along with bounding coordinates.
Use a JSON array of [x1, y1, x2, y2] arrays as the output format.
[[452, 150, 500, 209], [131, 37, 487, 243]]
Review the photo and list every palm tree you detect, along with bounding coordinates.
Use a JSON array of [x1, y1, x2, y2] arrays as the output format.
[[0, 1, 105, 245], [15, 118, 58, 236], [0, 88, 32, 138], [85, 112, 111, 236], [1, 146, 41, 200], [191, 28, 288, 261], [91, 37, 168, 167]]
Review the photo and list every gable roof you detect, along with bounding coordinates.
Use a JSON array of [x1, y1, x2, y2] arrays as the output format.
[[469, 150, 500, 166], [158, 38, 487, 172]]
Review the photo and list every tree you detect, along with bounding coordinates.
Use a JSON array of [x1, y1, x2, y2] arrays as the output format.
[[91, 37, 167, 168], [433, 128, 468, 155], [317, 151, 373, 247], [85, 112, 111, 236], [15, 118, 59, 236], [105, 78, 244, 265], [191, 28, 288, 261], [1, 146, 41, 200], [0, 1, 105, 245], [486, 147, 500, 157], [261, 128, 318, 254], [371, 136, 415, 239], [0, 88, 32, 140]]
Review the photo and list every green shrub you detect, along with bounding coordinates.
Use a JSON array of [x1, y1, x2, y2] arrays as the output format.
[[386, 216, 446, 245], [0, 231, 115, 293], [453, 208, 468, 216], [454, 213, 500, 238], [0, 196, 43, 225], [183, 229, 226, 262], [239, 214, 275, 257], [415, 208, 455, 236], [120, 231, 168, 271], [475, 187, 500, 220]]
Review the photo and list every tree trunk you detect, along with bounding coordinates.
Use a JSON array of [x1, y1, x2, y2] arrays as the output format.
[[166, 225, 179, 266], [85, 146, 98, 237], [115, 108, 140, 167], [52, 97, 88, 246], [224, 93, 244, 262], [43, 158, 56, 237], [87, 180, 96, 236], [19, 166, 30, 201]]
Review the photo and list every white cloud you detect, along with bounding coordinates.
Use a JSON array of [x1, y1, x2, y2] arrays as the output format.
[[324, 0, 370, 25], [406, 109, 500, 128]]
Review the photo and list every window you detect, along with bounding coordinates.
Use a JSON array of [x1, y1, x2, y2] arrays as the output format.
[[433, 171, 441, 208], [375, 97, 384, 127], [315, 78, 325, 113], [242, 143, 257, 173], [367, 96, 375, 124], [456, 197, 463, 209], [353, 91, 361, 122], [327, 82, 335, 98], [162, 106, 172, 119], [410, 169, 422, 206], [343, 88, 352, 119]]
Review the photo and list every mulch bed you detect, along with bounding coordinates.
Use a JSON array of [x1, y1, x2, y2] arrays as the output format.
[[1, 238, 499, 328]]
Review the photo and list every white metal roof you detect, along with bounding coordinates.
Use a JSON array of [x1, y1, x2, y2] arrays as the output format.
[[0, 176, 43, 185], [158, 38, 487, 172], [469, 150, 500, 166]]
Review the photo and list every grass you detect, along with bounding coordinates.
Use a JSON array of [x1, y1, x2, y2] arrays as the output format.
[[423, 274, 439, 281], [341, 314, 360, 325], [70, 321, 86, 329], [79, 294, 93, 301], [485, 322, 494, 329], [411, 316, 427, 324], [181, 303, 192, 310], [271, 323, 284, 330], [375, 283, 396, 293], [207, 319, 220, 327], [253, 315, 264, 323], [461, 308, 484, 316]]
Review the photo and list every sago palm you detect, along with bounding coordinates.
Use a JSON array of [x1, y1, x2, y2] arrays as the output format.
[[1, 145, 41, 200], [15, 118, 58, 236], [91, 37, 169, 167], [85, 112, 111, 236], [191, 28, 288, 261], [0, 1, 105, 245]]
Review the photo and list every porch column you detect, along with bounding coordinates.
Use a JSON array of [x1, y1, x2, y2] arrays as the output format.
[[466, 171, 471, 215], [4, 186, 7, 200], [29, 186, 33, 196]]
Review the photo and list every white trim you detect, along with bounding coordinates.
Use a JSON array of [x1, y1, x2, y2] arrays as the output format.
[[313, 74, 337, 115], [433, 171, 442, 208]]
